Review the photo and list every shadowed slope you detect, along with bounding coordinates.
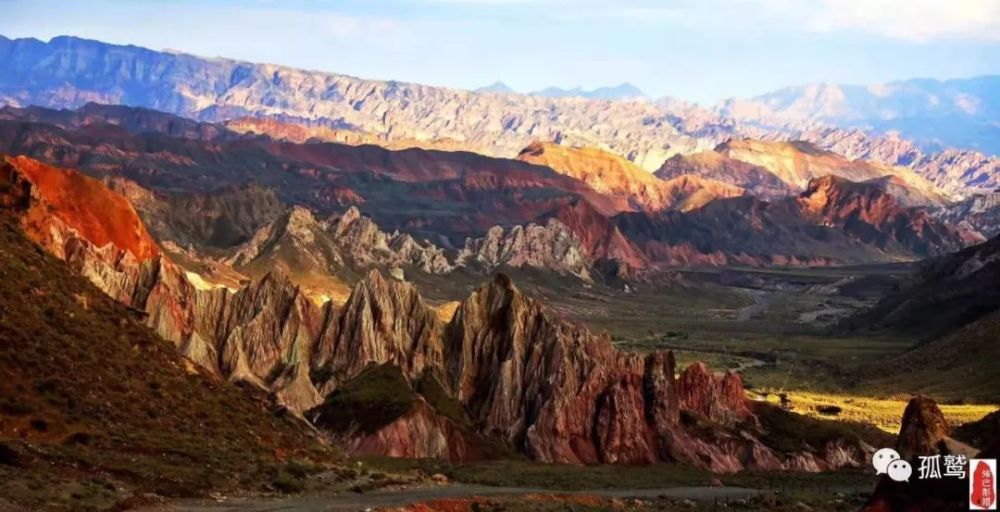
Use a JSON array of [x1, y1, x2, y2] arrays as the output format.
[[0, 216, 330, 510]]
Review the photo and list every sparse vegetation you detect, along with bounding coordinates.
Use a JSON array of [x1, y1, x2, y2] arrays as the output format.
[[758, 390, 997, 434], [311, 363, 417, 434], [0, 217, 336, 509]]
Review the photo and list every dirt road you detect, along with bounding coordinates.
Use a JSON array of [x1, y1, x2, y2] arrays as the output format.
[[734, 288, 769, 321]]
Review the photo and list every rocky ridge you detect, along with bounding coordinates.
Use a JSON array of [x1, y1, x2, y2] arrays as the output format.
[[775, 125, 1000, 197], [227, 204, 596, 288], [796, 175, 978, 257], [454, 218, 593, 281], [516, 141, 745, 212], [0, 154, 874, 472], [1, 36, 995, 199], [0, 103, 982, 274], [718, 76, 1000, 156], [0, 35, 734, 172], [934, 190, 1000, 239], [655, 149, 793, 200], [716, 139, 949, 206], [613, 175, 971, 269]]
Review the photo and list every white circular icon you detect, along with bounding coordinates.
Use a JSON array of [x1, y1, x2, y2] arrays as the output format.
[[887, 459, 912, 482], [872, 448, 901, 474]]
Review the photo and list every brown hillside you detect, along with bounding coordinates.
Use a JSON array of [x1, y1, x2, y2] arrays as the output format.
[[0, 216, 332, 510]]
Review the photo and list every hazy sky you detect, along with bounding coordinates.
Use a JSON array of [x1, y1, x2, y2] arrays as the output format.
[[1, 0, 998, 104]]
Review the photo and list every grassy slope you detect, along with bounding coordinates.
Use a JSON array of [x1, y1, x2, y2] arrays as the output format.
[[757, 391, 996, 434], [855, 313, 1000, 403], [0, 217, 334, 510]]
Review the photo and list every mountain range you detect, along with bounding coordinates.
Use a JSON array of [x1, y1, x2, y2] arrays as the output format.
[[1, 35, 998, 198], [474, 82, 647, 100], [719, 76, 1000, 155], [0, 103, 980, 286]]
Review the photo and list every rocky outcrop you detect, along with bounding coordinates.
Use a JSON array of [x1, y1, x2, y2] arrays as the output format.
[[0, 214, 331, 510], [313, 270, 443, 392], [0, 155, 160, 262], [552, 199, 648, 276], [861, 396, 982, 512], [1, 154, 328, 411], [228, 204, 606, 289], [935, 190, 1000, 239], [797, 175, 978, 257], [327, 207, 452, 274], [455, 218, 592, 281], [896, 397, 951, 460], [676, 362, 752, 426], [225, 206, 453, 297], [342, 399, 477, 461], [443, 274, 868, 471]]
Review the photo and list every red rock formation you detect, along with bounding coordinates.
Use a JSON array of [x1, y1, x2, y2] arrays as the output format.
[[799, 175, 979, 256], [552, 199, 648, 274], [676, 363, 752, 426], [2, 154, 872, 472], [896, 396, 951, 460], [0, 155, 159, 261], [343, 399, 478, 462], [313, 270, 444, 391], [442, 273, 865, 471]]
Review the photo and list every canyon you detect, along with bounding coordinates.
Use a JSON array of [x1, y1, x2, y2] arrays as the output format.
[[0, 153, 878, 474]]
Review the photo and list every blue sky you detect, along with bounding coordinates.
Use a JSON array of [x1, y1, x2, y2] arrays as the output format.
[[1, 0, 998, 105]]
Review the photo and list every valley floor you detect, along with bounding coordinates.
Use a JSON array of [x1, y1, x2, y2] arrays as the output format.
[[133, 459, 880, 512], [483, 263, 998, 423]]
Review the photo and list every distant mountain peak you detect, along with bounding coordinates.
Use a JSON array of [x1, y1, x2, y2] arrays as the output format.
[[530, 83, 646, 101], [475, 81, 516, 94]]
